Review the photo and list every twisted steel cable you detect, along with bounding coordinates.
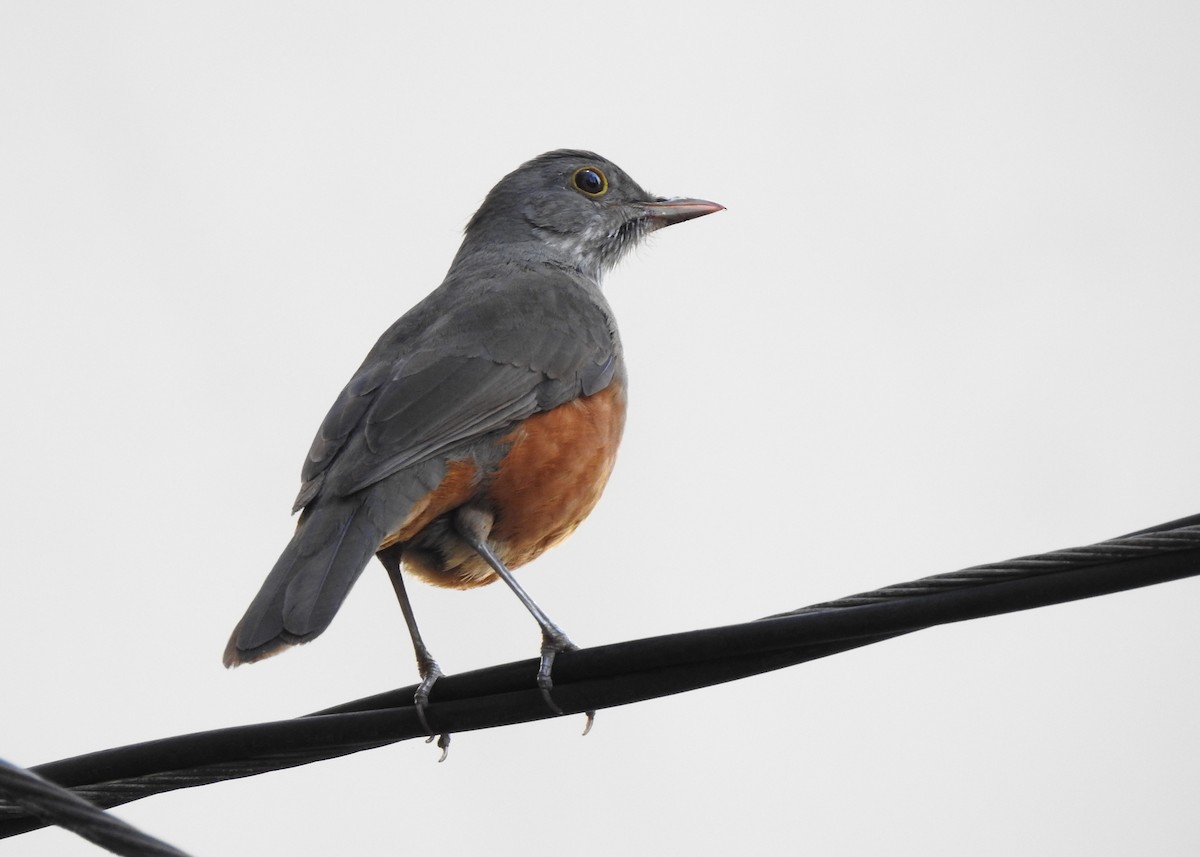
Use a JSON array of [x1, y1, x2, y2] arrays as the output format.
[[0, 758, 192, 857], [2, 512, 1198, 845], [774, 517, 1200, 615]]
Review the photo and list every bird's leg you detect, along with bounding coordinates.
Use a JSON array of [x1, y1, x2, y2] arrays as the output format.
[[377, 545, 451, 761], [453, 508, 594, 733]]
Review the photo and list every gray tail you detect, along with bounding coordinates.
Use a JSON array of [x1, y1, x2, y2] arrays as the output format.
[[224, 499, 387, 666]]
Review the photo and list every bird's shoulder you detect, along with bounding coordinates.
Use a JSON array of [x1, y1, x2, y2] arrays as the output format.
[[368, 259, 621, 374], [294, 262, 623, 508]]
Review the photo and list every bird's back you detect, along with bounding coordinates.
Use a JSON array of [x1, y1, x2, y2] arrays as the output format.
[[226, 259, 624, 662]]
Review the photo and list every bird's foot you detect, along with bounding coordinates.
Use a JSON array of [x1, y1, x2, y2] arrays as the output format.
[[537, 630, 595, 734], [414, 661, 451, 762]]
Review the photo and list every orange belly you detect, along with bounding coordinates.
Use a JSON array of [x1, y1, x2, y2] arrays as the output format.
[[488, 381, 627, 564], [400, 382, 627, 588]]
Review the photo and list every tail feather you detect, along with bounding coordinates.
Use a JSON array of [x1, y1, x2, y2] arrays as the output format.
[[224, 500, 388, 666]]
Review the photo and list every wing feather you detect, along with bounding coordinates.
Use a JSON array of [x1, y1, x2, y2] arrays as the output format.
[[292, 266, 622, 510]]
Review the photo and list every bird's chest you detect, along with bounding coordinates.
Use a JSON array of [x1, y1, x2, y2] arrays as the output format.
[[393, 378, 628, 589], [485, 380, 627, 563]]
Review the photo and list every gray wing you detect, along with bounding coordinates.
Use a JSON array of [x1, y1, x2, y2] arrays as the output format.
[[292, 267, 620, 510]]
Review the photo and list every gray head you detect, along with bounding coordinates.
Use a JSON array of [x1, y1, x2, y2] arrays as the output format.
[[453, 149, 723, 282]]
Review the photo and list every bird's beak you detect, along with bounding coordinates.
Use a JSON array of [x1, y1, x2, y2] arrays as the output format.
[[641, 197, 725, 229]]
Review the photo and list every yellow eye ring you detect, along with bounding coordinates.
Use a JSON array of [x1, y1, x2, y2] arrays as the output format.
[[572, 167, 608, 197]]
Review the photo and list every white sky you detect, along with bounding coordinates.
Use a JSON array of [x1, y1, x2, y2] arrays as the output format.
[[3, 3, 1199, 855]]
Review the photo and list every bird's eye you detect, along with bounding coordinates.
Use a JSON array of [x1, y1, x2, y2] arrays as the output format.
[[572, 167, 608, 197]]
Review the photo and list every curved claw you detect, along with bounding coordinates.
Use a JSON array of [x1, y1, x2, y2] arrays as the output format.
[[434, 732, 450, 763], [582, 711, 595, 736], [422, 731, 451, 760]]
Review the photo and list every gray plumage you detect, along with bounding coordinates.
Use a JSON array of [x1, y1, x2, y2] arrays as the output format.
[[225, 149, 722, 666]]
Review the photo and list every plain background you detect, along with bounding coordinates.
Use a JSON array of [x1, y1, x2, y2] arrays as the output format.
[[3, 3, 1199, 855]]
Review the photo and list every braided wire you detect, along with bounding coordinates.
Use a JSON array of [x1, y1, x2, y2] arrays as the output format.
[[774, 523, 1200, 615], [0, 758, 192, 857], [2, 513, 1198, 846]]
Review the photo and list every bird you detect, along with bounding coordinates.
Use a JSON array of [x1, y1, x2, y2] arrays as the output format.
[[223, 149, 723, 748]]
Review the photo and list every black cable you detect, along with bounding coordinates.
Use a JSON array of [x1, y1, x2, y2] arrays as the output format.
[[2, 512, 1198, 843], [0, 758, 192, 857]]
